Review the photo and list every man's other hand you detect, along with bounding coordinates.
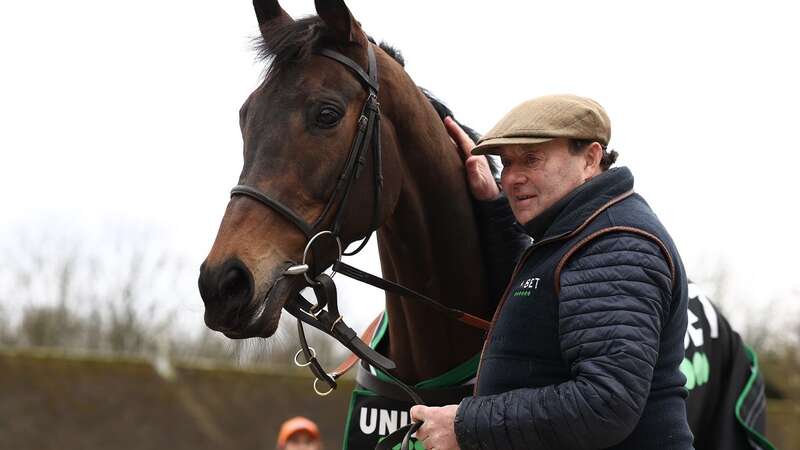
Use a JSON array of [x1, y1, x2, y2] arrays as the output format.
[[444, 116, 501, 201]]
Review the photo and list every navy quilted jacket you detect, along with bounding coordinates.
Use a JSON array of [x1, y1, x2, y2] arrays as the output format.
[[456, 167, 693, 449]]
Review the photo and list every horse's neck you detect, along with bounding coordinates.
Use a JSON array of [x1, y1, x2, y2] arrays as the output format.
[[377, 89, 491, 383]]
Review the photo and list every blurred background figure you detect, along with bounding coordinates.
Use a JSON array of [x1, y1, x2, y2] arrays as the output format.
[[276, 417, 322, 450]]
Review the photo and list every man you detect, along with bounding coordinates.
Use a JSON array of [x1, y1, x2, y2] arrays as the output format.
[[410, 95, 694, 449], [275, 416, 322, 450]]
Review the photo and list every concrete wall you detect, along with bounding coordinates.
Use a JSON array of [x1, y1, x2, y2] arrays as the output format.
[[1, 349, 797, 449], [0, 349, 355, 450]]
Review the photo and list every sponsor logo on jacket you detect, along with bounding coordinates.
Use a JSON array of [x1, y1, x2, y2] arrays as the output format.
[[512, 277, 541, 298]]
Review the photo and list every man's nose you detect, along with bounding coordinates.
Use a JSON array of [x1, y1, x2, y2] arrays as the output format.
[[502, 167, 527, 188]]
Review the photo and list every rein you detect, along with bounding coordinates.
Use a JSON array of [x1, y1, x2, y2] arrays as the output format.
[[230, 43, 489, 450]]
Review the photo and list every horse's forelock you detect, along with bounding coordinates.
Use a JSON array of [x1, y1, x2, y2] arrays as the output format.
[[252, 16, 331, 79], [252, 16, 409, 76]]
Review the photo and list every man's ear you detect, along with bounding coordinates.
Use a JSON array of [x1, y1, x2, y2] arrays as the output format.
[[584, 142, 604, 177]]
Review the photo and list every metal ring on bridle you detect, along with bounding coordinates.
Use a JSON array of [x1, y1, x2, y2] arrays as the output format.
[[301, 230, 343, 285], [313, 377, 335, 396], [293, 347, 316, 367]]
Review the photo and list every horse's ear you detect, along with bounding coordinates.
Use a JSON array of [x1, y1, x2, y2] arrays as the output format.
[[253, 0, 293, 36], [314, 0, 366, 46]]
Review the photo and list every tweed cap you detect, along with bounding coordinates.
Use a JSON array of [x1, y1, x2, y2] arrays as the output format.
[[472, 94, 611, 155]]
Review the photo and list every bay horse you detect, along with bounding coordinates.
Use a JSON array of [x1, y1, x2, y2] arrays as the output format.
[[198, 1, 772, 449], [198, 0, 492, 386]]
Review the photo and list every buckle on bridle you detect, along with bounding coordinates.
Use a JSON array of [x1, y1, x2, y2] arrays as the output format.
[[366, 93, 379, 112], [300, 303, 326, 320]]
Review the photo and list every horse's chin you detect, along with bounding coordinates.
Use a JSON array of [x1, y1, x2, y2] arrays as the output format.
[[222, 274, 300, 339]]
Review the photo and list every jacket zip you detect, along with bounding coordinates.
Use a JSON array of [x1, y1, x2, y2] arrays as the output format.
[[473, 232, 569, 392], [473, 189, 635, 392]]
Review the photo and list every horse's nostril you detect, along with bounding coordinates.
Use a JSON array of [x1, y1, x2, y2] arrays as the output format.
[[198, 257, 255, 329], [198, 261, 214, 305], [219, 263, 253, 305]]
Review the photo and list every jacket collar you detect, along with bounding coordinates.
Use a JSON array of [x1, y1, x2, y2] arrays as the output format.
[[523, 166, 635, 242]]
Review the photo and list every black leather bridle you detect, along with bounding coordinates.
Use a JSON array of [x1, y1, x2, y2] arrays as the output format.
[[229, 44, 488, 450], [231, 46, 383, 268]]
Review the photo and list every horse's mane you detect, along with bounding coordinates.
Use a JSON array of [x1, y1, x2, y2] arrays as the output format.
[[416, 87, 501, 177], [254, 16, 500, 178]]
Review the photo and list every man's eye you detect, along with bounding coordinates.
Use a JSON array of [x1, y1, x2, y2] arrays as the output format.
[[317, 106, 342, 128]]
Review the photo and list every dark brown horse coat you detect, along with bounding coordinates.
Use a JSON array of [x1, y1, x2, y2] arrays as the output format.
[[200, 0, 494, 386]]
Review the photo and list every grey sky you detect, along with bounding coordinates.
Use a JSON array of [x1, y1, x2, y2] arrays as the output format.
[[1, 1, 798, 336]]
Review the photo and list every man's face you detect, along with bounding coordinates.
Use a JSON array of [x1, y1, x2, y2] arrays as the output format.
[[284, 432, 321, 450], [499, 138, 591, 225]]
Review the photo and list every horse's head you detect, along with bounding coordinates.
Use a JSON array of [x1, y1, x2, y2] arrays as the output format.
[[198, 0, 404, 338]]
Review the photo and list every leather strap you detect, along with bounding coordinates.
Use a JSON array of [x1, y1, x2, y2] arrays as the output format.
[[375, 423, 421, 450], [297, 316, 336, 391], [334, 261, 491, 331], [230, 185, 314, 238], [284, 293, 396, 372], [330, 313, 383, 379], [329, 94, 377, 235], [318, 48, 379, 92]]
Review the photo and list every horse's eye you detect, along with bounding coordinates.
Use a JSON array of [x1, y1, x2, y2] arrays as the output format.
[[317, 106, 342, 128]]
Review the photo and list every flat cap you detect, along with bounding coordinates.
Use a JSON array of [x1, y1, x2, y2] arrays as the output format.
[[472, 94, 611, 155]]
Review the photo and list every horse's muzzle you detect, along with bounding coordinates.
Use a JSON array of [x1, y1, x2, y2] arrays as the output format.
[[198, 258, 298, 338]]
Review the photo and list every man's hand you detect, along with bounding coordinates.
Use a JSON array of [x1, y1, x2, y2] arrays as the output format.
[[444, 116, 501, 201], [409, 404, 461, 450]]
